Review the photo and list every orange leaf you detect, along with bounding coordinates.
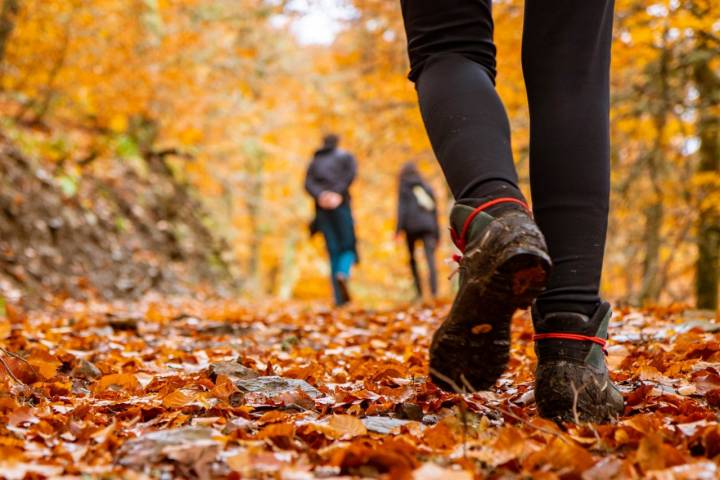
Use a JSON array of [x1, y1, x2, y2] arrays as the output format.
[[256, 422, 295, 439], [258, 410, 293, 425], [210, 374, 238, 400], [422, 422, 457, 450], [327, 414, 368, 438], [636, 433, 687, 473], [162, 389, 195, 408], [0, 318, 10, 340], [96, 373, 141, 393], [27, 351, 61, 380]]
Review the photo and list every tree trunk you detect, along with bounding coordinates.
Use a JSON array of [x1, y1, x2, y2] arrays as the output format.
[[639, 200, 663, 302], [693, 50, 720, 310], [639, 42, 670, 304], [242, 140, 266, 294], [0, 0, 19, 67]]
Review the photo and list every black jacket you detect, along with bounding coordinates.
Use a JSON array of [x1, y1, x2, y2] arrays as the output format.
[[304, 146, 357, 204], [397, 174, 439, 238]]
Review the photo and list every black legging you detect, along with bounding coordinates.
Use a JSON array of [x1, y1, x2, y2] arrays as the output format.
[[401, 0, 614, 315], [406, 232, 438, 298]]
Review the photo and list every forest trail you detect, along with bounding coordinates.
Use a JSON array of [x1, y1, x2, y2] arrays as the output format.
[[1, 299, 720, 478]]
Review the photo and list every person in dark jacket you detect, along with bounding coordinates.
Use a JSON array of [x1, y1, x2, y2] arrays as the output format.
[[396, 162, 439, 299], [304, 134, 358, 306]]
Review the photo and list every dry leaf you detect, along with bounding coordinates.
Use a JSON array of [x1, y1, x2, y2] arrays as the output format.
[[327, 414, 368, 438], [96, 373, 142, 393], [162, 389, 195, 408], [423, 422, 457, 451], [256, 422, 295, 439]]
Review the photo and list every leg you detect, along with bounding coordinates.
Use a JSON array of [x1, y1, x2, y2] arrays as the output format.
[[523, 0, 623, 423], [401, 0, 523, 201], [334, 250, 354, 305], [406, 234, 422, 297], [336, 250, 356, 279], [320, 223, 344, 306], [523, 0, 614, 316], [401, 0, 551, 392], [422, 234, 438, 297]]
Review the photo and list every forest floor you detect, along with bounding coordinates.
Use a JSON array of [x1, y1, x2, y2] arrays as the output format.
[[1, 298, 720, 479]]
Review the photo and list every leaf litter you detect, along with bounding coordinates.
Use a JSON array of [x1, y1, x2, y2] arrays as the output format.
[[1, 299, 720, 478]]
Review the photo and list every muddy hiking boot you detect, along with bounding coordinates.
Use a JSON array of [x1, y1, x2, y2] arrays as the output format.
[[533, 301, 624, 423], [429, 197, 551, 392]]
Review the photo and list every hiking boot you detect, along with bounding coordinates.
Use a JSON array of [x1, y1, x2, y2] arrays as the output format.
[[335, 273, 351, 305], [429, 198, 551, 392], [533, 301, 624, 423]]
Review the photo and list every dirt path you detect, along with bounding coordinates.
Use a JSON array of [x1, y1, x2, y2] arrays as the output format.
[[1, 299, 719, 478]]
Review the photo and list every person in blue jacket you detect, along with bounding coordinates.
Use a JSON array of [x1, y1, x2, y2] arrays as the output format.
[[304, 134, 358, 306]]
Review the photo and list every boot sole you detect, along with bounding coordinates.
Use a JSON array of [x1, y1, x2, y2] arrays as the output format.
[[429, 213, 551, 392]]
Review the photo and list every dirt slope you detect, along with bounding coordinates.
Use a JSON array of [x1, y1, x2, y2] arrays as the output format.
[[0, 134, 235, 305]]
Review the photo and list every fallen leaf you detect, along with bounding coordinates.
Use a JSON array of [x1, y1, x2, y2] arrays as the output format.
[[162, 389, 196, 408], [423, 421, 457, 451], [256, 422, 295, 439], [636, 433, 686, 473], [328, 414, 368, 438], [96, 373, 142, 393], [27, 350, 61, 380]]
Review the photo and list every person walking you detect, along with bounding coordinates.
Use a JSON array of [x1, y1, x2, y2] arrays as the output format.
[[304, 134, 358, 306], [396, 162, 439, 299], [400, 0, 623, 423]]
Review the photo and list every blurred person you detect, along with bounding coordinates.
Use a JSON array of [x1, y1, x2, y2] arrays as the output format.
[[401, 0, 622, 422], [396, 162, 439, 299], [304, 134, 358, 306]]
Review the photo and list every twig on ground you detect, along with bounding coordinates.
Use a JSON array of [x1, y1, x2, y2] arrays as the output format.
[[428, 368, 469, 459], [570, 380, 581, 425], [1, 346, 30, 363], [1, 346, 40, 378], [0, 348, 25, 385], [451, 372, 571, 444]]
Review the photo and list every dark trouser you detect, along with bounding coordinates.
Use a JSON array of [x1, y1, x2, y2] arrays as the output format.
[[400, 0, 614, 315], [406, 232, 438, 298]]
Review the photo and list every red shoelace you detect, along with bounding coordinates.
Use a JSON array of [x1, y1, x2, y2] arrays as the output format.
[[533, 333, 608, 355], [449, 198, 608, 355], [450, 197, 530, 264]]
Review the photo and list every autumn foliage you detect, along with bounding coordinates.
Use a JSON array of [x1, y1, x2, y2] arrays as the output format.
[[1, 301, 720, 477], [0, 1, 719, 477], [0, 0, 717, 306]]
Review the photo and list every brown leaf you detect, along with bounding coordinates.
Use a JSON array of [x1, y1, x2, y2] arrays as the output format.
[[0, 318, 10, 340], [523, 437, 594, 475], [7, 407, 38, 428], [422, 422, 457, 451], [636, 433, 686, 473], [96, 373, 142, 393], [256, 422, 295, 439], [27, 350, 61, 380], [162, 389, 196, 408], [327, 414, 368, 438], [258, 410, 293, 425], [2, 357, 39, 384]]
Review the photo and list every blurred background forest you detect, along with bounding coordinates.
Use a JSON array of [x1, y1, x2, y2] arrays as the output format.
[[0, 0, 717, 309]]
